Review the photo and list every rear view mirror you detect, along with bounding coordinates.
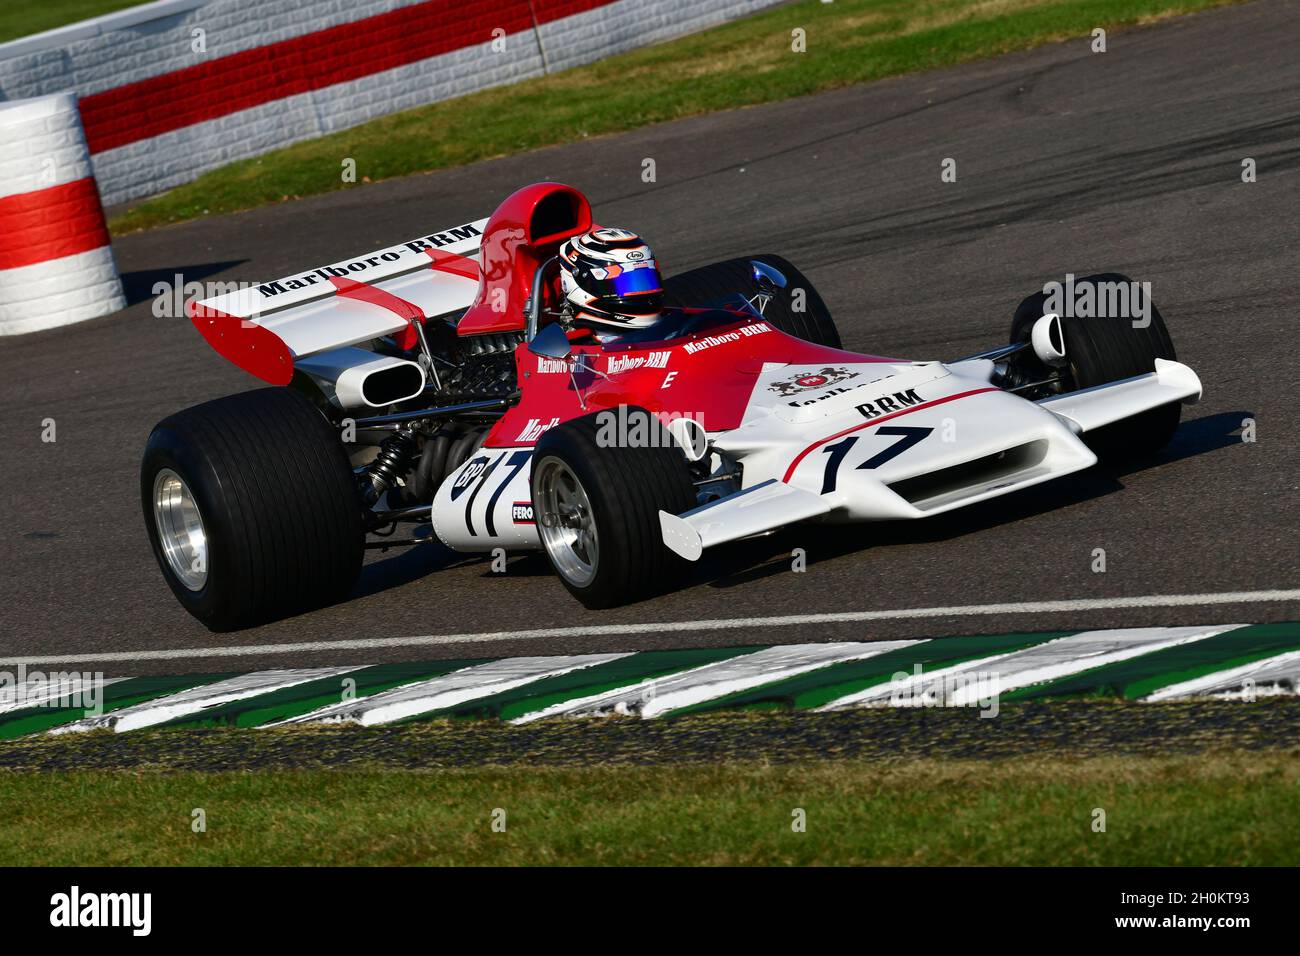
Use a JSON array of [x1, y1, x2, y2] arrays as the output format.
[[750, 260, 788, 295], [528, 322, 572, 360]]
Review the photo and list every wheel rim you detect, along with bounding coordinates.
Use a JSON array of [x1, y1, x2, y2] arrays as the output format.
[[152, 468, 208, 591], [534, 457, 599, 588]]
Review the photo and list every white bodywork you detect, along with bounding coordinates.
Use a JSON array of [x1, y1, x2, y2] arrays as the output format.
[[656, 355, 1201, 561], [427, 348, 1202, 559], [295, 347, 426, 409], [432, 447, 539, 552]]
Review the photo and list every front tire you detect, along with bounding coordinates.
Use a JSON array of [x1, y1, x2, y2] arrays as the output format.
[[1011, 273, 1180, 461], [531, 408, 696, 609], [141, 387, 364, 630]]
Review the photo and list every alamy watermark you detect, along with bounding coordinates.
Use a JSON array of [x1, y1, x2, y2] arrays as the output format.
[[50, 886, 151, 936], [1, 667, 106, 717], [889, 664, 1001, 717], [594, 404, 706, 455], [151, 275, 261, 321], [1042, 273, 1153, 328]]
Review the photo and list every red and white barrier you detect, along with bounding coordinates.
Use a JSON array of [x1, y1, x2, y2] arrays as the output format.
[[0, 0, 783, 208], [0, 93, 124, 336]]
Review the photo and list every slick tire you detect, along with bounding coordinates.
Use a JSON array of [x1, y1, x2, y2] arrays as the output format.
[[141, 387, 364, 631], [664, 254, 843, 349], [531, 408, 696, 609], [1011, 272, 1180, 462]]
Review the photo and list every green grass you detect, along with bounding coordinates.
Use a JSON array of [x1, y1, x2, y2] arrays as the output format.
[[108, 0, 1245, 234], [3, 752, 1298, 865], [0, 0, 151, 46]]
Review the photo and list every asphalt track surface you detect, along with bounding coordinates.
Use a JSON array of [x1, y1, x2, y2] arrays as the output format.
[[2, 1, 1297, 674]]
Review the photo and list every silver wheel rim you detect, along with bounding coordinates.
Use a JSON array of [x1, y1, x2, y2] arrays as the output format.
[[534, 457, 599, 588], [152, 468, 208, 591]]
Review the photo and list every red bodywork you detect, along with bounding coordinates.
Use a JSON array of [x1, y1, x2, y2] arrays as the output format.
[[455, 182, 591, 336], [188, 301, 295, 386], [464, 184, 894, 444], [490, 315, 892, 447]]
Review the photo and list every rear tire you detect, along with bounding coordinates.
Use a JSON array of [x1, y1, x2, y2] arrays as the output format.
[[531, 408, 696, 609], [141, 387, 364, 631], [664, 254, 842, 348], [1011, 273, 1180, 461]]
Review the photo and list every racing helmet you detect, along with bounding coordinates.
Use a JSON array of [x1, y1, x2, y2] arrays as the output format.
[[558, 227, 664, 330]]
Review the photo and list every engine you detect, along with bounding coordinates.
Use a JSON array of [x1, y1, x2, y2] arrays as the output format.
[[351, 327, 525, 520], [422, 329, 522, 402]]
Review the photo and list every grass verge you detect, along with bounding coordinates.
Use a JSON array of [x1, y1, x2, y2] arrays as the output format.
[[0, 0, 150, 46], [108, 0, 1247, 234], [2, 752, 1297, 865]]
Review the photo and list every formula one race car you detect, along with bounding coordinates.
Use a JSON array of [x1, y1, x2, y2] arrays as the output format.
[[143, 182, 1202, 629]]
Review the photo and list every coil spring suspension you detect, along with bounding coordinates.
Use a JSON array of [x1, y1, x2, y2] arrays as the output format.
[[363, 427, 419, 505]]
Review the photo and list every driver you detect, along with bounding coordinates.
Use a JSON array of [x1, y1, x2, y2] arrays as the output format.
[[557, 227, 665, 342]]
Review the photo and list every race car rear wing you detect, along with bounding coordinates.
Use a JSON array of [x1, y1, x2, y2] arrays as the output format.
[[187, 218, 487, 383], [188, 182, 595, 385]]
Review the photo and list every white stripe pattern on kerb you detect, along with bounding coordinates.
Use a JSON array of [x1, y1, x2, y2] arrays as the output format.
[[0, 677, 126, 715], [275, 654, 631, 727], [1144, 649, 1300, 701], [818, 626, 1245, 710], [514, 642, 919, 723], [51, 667, 362, 734]]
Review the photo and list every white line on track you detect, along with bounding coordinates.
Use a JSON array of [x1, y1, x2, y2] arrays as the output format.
[[2, 589, 1297, 667]]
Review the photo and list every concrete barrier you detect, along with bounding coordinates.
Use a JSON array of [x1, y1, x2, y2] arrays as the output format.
[[0, 0, 784, 208]]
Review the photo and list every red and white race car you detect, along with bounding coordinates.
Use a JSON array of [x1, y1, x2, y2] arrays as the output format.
[[143, 182, 1202, 629]]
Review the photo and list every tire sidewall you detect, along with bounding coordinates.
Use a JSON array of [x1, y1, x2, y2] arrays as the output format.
[[1011, 273, 1180, 459], [1012, 272, 1172, 387], [530, 438, 630, 603], [530, 408, 694, 607], [141, 422, 243, 626]]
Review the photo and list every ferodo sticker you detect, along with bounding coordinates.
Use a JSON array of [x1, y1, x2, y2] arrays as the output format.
[[769, 366, 858, 397], [511, 501, 536, 524]]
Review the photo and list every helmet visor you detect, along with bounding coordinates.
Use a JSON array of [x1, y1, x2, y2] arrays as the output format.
[[607, 263, 663, 297]]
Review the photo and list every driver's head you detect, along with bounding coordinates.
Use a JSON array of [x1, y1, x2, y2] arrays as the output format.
[[558, 227, 663, 331]]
